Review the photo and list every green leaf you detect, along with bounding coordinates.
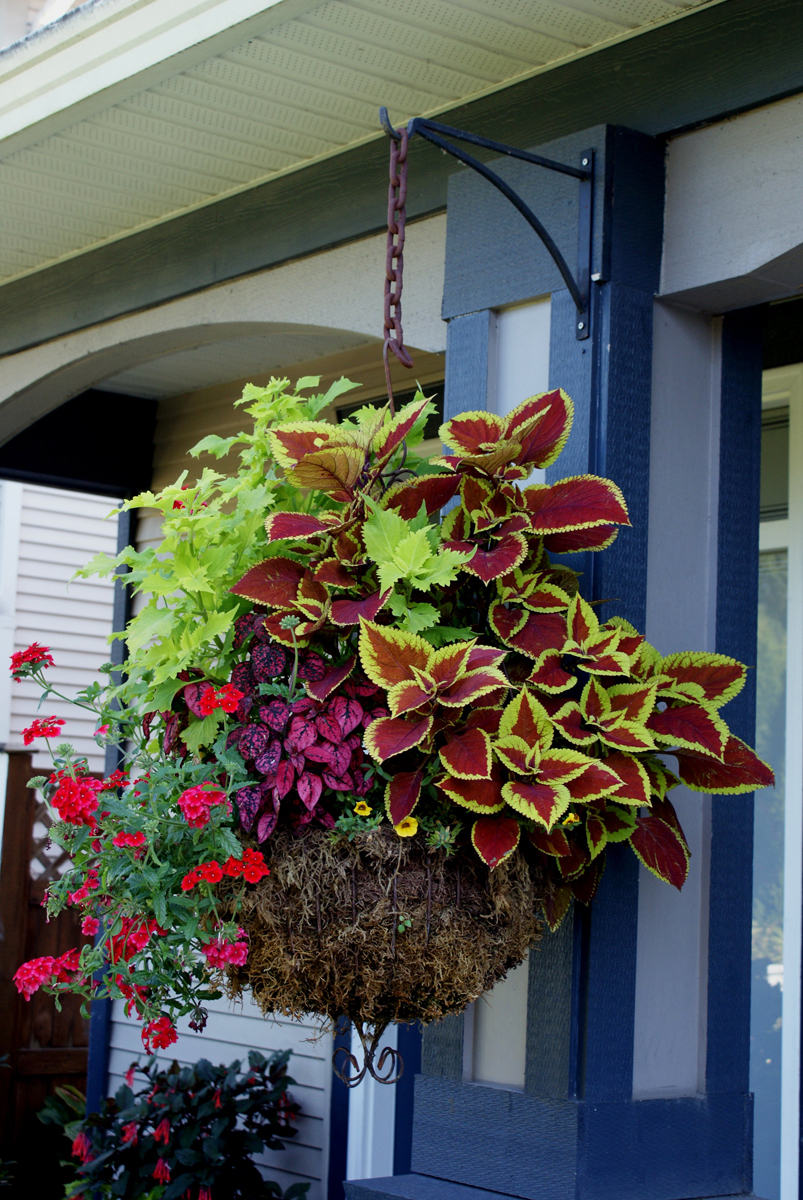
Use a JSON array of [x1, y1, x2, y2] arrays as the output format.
[[181, 713, 222, 754], [125, 604, 174, 653], [420, 624, 479, 647], [189, 434, 241, 460], [387, 593, 440, 633]]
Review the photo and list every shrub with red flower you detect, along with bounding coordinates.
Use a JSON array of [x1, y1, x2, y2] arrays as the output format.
[[177, 783, 231, 829], [51, 770, 103, 828], [57, 1052, 305, 1200], [22, 715, 65, 745], [141, 1015, 177, 1054], [199, 682, 244, 715]]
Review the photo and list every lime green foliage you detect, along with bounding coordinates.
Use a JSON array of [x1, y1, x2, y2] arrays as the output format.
[[76, 376, 357, 716], [362, 500, 470, 636]]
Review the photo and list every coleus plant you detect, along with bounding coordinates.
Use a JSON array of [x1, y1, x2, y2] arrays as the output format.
[[12, 376, 773, 1046]]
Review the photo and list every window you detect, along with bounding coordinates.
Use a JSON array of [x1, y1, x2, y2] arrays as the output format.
[[753, 365, 803, 1200]]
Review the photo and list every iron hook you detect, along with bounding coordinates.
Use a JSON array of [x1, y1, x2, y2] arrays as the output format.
[[379, 106, 401, 141]]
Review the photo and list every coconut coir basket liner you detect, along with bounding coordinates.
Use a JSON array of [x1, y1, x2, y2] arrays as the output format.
[[222, 826, 541, 1030]]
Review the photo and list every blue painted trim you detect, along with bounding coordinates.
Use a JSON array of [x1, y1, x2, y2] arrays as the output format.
[[394, 1025, 423, 1175], [409, 1078, 751, 1200], [85, 996, 112, 1114], [328, 1021, 352, 1200], [708, 308, 764, 1106], [443, 311, 493, 421]]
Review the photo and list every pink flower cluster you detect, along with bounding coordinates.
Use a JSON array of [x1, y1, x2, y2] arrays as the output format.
[[112, 830, 147, 854], [10, 642, 54, 680], [13, 948, 82, 1001], [176, 784, 230, 829], [109, 916, 165, 964], [22, 716, 65, 745], [202, 928, 249, 969], [51, 771, 103, 828]]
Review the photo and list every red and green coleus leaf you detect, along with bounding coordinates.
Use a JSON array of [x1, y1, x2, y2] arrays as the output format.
[[440, 726, 493, 780], [630, 799, 690, 890], [540, 884, 573, 931], [373, 395, 431, 465], [528, 824, 572, 858], [288, 446, 365, 503], [330, 588, 390, 627], [471, 814, 521, 869], [647, 702, 728, 759], [641, 755, 680, 801], [498, 687, 554, 750], [658, 652, 746, 709], [268, 421, 347, 469], [607, 682, 657, 724], [444, 532, 528, 582], [436, 763, 505, 812], [264, 510, 344, 543], [314, 558, 361, 589], [519, 475, 629, 534], [490, 604, 567, 660], [502, 778, 570, 831], [231, 556, 305, 607], [551, 702, 597, 747], [364, 714, 433, 761], [507, 389, 573, 469], [564, 757, 623, 803], [543, 525, 619, 554], [440, 411, 508, 456], [673, 735, 775, 794], [385, 769, 425, 825], [359, 620, 432, 690], [499, 574, 571, 613], [526, 649, 575, 693], [603, 752, 651, 807], [383, 472, 461, 519], [569, 853, 606, 904], [586, 803, 637, 859]]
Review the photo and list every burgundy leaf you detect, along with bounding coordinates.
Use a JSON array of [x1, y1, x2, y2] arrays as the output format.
[[259, 699, 291, 732], [254, 740, 282, 776], [291, 697, 317, 715], [297, 772, 324, 812], [323, 771, 355, 792], [274, 760, 296, 800], [231, 662, 255, 695], [305, 742, 338, 766], [182, 682, 206, 718], [316, 712, 344, 744], [343, 674, 380, 699], [307, 656, 356, 702], [363, 706, 389, 728], [332, 743, 353, 776], [329, 695, 364, 736], [233, 611, 261, 649], [235, 784, 264, 833], [297, 651, 326, 682], [330, 588, 390, 627], [251, 642, 287, 682], [225, 726, 244, 751], [239, 725, 271, 761], [162, 711, 180, 756], [286, 714, 318, 751], [257, 809, 279, 843]]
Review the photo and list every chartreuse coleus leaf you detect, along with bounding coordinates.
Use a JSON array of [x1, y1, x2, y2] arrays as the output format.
[[387, 592, 440, 634], [362, 501, 470, 595]]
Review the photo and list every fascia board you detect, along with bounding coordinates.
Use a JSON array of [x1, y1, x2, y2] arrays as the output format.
[[0, 0, 323, 157]]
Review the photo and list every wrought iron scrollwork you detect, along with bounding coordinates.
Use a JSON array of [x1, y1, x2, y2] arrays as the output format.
[[332, 1021, 404, 1087]]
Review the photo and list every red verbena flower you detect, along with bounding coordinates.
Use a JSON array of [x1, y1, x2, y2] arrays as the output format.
[[95, 724, 110, 738], [241, 847, 270, 883], [124, 1065, 136, 1088], [13, 956, 56, 1000], [142, 1016, 177, 1055], [71, 1131, 93, 1163], [199, 861, 223, 884], [22, 716, 65, 745], [200, 1187, 212, 1200], [109, 916, 165, 964], [202, 929, 248, 969], [112, 830, 147, 850], [199, 682, 244, 715], [177, 785, 230, 829], [10, 643, 54, 680], [181, 867, 200, 891], [69, 867, 100, 905], [102, 769, 128, 789], [222, 855, 243, 877], [81, 915, 100, 937], [153, 1157, 171, 1184], [121, 1121, 138, 1145], [52, 775, 103, 827], [116, 975, 149, 1020]]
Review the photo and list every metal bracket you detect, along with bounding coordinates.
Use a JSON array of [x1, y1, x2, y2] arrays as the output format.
[[380, 108, 594, 341]]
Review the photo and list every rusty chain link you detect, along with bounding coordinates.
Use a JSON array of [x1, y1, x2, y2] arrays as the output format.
[[383, 124, 413, 414]]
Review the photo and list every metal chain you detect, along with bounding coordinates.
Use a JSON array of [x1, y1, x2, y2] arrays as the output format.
[[383, 125, 413, 414]]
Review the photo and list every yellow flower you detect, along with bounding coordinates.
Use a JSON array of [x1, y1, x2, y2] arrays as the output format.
[[394, 816, 419, 837], [561, 812, 580, 826], [353, 801, 372, 816]]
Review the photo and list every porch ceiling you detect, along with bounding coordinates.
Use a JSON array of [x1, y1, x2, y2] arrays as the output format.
[[0, 0, 713, 289]]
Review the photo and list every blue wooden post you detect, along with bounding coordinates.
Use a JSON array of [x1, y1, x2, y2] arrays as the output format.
[[346, 123, 762, 1200]]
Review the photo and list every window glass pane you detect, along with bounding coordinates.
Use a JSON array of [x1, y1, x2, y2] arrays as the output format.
[[751, 548, 788, 1200], [761, 408, 789, 521]]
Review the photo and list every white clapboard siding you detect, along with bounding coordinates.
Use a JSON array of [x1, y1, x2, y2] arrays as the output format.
[[108, 995, 333, 1200], [9, 484, 118, 772]]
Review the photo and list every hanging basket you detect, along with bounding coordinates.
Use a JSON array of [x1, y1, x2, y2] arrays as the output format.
[[222, 826, 541, 1080]]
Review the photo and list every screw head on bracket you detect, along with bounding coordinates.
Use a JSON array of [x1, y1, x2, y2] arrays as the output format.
[[577, 321, 585, 330]]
